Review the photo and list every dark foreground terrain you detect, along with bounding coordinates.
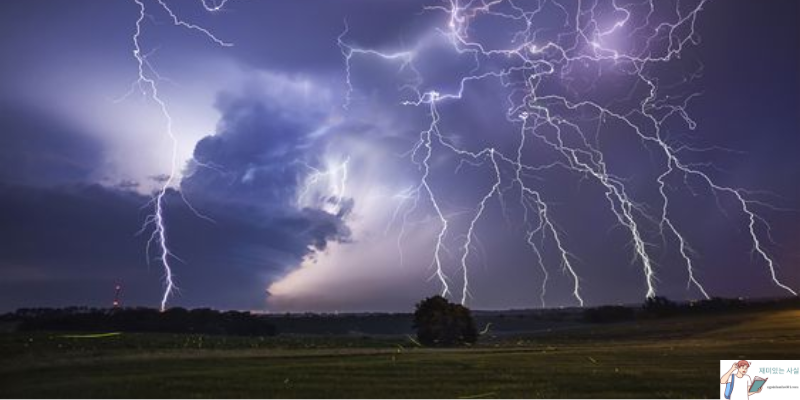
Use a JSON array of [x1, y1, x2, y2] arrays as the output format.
[[1, 309, 799, 398]]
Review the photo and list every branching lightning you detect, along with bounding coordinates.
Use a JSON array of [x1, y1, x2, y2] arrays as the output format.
[[126, 0, 231, 311], [108, 0, 794, 310], [341, 0, 798, 306], [298, 157, 352, 215]]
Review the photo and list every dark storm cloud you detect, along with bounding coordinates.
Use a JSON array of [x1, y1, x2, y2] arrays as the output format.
[[0, 179, 338, 311], [185, 84, 326, 206], [0, 79, 353, 310], [0, 182, 154, 309], [0, 104, 102, 186], [174, 77, 354, 305], [0, 0, 798, 312], [182, 75, 350, 248]]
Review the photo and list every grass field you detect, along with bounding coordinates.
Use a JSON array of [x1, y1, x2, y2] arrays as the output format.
[[2, 309, 799, 398]]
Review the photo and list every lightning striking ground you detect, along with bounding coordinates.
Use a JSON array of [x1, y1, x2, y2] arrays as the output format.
[[126, 0, 231, 311], [341, 0, 798, 306]]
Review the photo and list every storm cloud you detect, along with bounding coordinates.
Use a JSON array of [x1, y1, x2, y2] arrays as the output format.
[[0, 0, 797, 312], [0, 73, 355, 311]]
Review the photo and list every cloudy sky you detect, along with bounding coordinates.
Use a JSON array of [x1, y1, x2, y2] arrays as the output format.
[[0, 0, 797, 312]]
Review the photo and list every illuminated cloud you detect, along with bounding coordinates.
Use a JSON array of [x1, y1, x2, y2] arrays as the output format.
[[0, 0, 797, 311]]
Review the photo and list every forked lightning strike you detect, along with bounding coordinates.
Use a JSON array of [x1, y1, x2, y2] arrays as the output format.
[[126, 0, 231, 311], [341, 0, 798, 306], [118, 0, 796, 310]]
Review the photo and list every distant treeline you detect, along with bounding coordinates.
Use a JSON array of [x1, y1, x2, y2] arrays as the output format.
[[584, 296, 800, 323], [2, 296, 797, 335], [6, 307, 277, 336]]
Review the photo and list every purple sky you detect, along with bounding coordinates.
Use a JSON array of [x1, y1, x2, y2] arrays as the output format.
[[0, 0, 798, 312]]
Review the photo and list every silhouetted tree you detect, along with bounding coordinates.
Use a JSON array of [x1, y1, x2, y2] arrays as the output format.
[[413, 295, 477, 346]]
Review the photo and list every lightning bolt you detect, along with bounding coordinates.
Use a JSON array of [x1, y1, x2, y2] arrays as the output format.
[[126, 0, 231, 311], [416, 96, 453, 298], [341, 0, 797, 306], [298, 157, 351, 215]]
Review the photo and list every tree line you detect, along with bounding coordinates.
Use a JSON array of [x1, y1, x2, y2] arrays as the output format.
[[4, 295, 796, 344], [8, 307, 277, 336], [584, 296, 800, 323]]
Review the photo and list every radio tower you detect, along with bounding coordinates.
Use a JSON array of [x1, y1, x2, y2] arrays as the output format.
[[113, 284, 122, 309]]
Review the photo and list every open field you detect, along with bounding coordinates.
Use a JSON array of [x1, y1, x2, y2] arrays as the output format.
[[2, 309, 799, 398]]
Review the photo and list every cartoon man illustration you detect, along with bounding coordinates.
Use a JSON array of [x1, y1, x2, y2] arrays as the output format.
[[720, 360, 764, 399]]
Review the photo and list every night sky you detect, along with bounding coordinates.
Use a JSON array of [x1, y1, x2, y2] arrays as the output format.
[[0, 0, 797, 313]]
